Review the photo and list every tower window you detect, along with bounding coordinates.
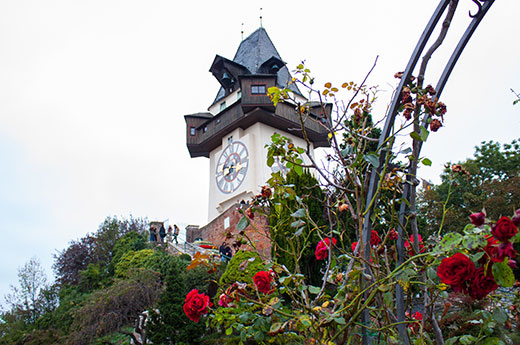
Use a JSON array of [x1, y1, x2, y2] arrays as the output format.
[[220, 101, 226, 111], [203, 126, 208, 133], [190, 127, 196, 136], [251, 84, 266, 95]]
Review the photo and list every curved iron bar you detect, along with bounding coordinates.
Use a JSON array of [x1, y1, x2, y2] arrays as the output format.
[[361, 1, 495, 344], [470, 0, 492, 18], [360, 2, 451, 344], [396, 3, 494, 344]]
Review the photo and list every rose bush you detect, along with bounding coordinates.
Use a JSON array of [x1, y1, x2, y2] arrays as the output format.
[[181, 64, 520, 345]]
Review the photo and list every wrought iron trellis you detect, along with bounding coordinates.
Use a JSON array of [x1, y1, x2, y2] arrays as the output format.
[[360, 1, 495, 344]]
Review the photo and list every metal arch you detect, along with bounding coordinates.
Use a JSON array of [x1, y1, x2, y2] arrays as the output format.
[[360, 1, 496, 344]]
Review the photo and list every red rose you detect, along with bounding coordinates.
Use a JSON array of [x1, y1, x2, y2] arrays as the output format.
[[437, 253, 476, 289], [183, 289, 211, 322], [404, 234, 425, 255], [469, 267, 498, 300], [253, 270, 273, 294], [371, 230, 381, 246], [351, 241, 358, 253], [469, 212, 486, 226], [388, 228, 398, 241], [492, 216, 518, 242], [315, 238, 337, 260]]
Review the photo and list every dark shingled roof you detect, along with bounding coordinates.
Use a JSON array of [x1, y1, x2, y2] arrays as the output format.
[[212, 27, 302, 104]]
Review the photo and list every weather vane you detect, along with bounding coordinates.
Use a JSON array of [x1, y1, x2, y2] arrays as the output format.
[[260, 7, 263, 27]]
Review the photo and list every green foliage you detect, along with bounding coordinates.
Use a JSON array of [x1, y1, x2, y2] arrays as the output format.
[[114, 249, 155, 278], [111, 231, 148, 269], [219, 250, 265, 286], [268, 169, 326, 286]]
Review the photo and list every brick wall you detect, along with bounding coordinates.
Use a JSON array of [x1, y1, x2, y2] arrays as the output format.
[[186, 203, 271, 260]]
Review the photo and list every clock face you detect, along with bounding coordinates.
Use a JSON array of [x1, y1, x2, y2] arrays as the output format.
[[216, 141, 249, 194]]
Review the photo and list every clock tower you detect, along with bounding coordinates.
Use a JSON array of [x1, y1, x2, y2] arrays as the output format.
[[185, 27, 330, 223]]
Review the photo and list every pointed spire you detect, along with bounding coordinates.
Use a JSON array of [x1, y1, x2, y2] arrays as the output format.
[[260, 8, 263, 28]]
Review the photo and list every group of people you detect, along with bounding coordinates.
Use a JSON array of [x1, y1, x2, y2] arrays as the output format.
[[149, 224, 180, 245]]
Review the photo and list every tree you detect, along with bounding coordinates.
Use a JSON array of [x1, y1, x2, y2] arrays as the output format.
[[268, 169, 327, 286], [418, 138, 520, 236], [53, 216, 149, 285], [3, 257, 55, 324]]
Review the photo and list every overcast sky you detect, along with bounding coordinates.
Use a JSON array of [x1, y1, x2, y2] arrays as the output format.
[[1, 0, 518, 300]]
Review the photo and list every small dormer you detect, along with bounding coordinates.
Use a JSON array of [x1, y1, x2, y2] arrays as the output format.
[[258, 56, 285, 75], [209, 55, 250, 97]]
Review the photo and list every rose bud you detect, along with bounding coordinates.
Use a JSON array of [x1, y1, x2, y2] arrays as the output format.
[[469, 212, 486, 226], [338, 203, 349, 213]]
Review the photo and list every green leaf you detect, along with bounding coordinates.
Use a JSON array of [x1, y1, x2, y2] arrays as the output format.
[[294, 164, 303, 176], [299, 315, 312, 328], [363, 153, 380, 168], [267, 156, 274, 167], [471, 251, 485, 262], [427, 267, 439, 281], [459, 335, 477, 345], [422, 157, 432, 166], [225, 327, 233, 335], [291, 209, 306, 218], [290, 220, 305, 228], [269, 322, 282, 335], [420, 126, 429, 142], [294, 227, 304, 236], [410, 131, 422, 142], [236, 217, 249, 232], [308, 285, 321, 294], [480, 337, 500, 345], [334, 317, 346, 324], [444, 337, 459, 345], [254, 331, 264, 342], [462, 234, 486, 250], [439, 232, 463, 251], [492, 261, 515, 287], [239, 312, 250, 323], [492, 307, 508, 324], [341, 146, 354, 157]]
